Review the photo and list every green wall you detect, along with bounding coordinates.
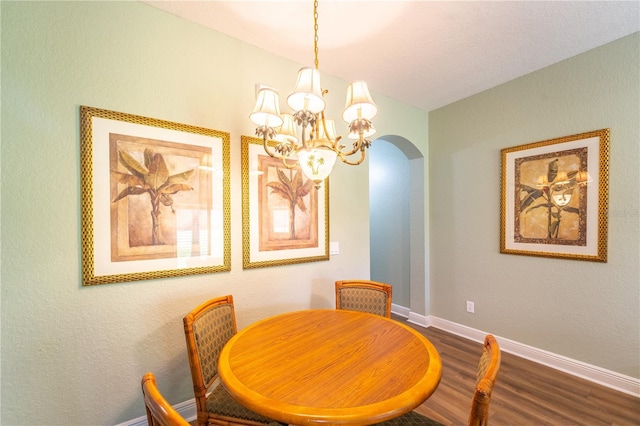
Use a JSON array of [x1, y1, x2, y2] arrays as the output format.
[[429, 33, 639, 378], [0, 2, 427, 424], [2, 1, 637, 425]]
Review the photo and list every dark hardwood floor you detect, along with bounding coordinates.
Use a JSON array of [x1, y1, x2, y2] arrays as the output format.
[[395, 316, 640, 425]]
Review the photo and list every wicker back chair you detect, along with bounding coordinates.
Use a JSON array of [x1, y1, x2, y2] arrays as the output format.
[[335, 280, 392, 317], [183, 295, 280, 426], [468, 334, 501, 425], [141, 372, 190, 426]]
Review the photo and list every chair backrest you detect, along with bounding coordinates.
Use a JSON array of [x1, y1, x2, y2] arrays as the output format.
[[141, 372, 190, 426], [468, 334, 501, 426], [335, 280, 392, 317], [183, 295, 237, 412]]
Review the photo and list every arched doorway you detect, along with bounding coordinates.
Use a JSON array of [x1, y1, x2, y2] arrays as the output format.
[[369, 136, 426, 317]]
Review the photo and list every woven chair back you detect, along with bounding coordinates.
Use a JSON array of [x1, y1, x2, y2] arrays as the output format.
[[335, 280, 393, 317], [192, 304, 235, 385]]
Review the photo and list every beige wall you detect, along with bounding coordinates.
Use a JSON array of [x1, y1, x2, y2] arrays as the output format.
[[0, 2, 427, 425], [429, 33, 639, 378]]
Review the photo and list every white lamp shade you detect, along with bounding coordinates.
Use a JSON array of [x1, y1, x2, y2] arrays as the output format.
[[316, 119, 337, 141], [297, 147, 337, 182], [342, 81, 378, 123], [287, 67, 326, 113], [250, 88, 283, 127], [275, 113, 299, 144]]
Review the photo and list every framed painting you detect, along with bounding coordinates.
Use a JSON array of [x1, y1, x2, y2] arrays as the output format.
[[500, 128, 609, 262], [80, 106, 230, 285], [241, 135, 330, 269]]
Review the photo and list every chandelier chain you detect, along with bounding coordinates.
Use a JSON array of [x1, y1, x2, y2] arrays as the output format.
[[313, 0, 319, 70]]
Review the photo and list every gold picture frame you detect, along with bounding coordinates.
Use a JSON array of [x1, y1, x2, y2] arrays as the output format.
[[500, 128, 609, 262], [241, 135, 330, 269], [80, 106, 231, 285]]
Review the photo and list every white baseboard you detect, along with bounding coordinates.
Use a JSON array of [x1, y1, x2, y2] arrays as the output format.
[[391, 303, 411, 319], [392, 303, 436, 328], [397, 310, 639, 398], [116, 398, 196, 426]]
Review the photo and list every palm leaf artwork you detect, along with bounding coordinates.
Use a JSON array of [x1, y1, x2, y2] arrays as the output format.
[[519, 158, 581, 239], [266, 168, 314, 239], [305, 154, 325, 176], [112, 148, 195, 245]]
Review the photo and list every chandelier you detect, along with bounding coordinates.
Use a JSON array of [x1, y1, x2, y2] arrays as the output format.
[[249, 0, 378, 189]]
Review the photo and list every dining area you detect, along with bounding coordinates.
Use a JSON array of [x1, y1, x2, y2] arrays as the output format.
[[142, 280, 501, 426]]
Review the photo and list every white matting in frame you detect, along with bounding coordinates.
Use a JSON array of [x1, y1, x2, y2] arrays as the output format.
[[80, 106, 230, 285], [500, 128, 609, 262], [242, 135, 329, 269]]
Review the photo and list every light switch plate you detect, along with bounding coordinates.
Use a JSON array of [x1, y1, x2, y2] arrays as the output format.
[[330, 241, 339, 255]]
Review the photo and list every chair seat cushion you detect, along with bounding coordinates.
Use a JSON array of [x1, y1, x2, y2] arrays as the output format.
[[206, 383, 279, 424], [373, 410, 444, 425]]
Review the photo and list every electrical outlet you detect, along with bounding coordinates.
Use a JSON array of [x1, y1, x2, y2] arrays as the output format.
[[466, 301, 475, 313]]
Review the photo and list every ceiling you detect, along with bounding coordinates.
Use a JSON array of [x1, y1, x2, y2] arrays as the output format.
[[143, 1, 639, 111]]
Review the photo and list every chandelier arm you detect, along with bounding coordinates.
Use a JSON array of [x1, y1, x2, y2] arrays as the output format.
[[336, 142, 361, 158], [334, 131, 368, 158], [336, 148, 366, 166], [301, 125, 311, 151], [262, 136, 279, 158], [293, 110, 317, 151], [280, 155, 298, 169]]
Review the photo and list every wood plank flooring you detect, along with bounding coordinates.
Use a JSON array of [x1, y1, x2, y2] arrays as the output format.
[[396, 316, 640, 425]]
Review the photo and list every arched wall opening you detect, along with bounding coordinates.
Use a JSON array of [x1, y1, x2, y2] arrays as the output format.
[[369, 135, 427, 317]]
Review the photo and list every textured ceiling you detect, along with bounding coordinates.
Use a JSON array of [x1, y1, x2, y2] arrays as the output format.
[[143, 1, 640, 111]]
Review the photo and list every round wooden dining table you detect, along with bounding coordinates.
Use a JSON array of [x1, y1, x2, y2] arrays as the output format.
[[218, 309, 442, 425]]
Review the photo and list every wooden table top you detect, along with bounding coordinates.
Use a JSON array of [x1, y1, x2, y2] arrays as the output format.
[[218, 309, 442, 426]]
